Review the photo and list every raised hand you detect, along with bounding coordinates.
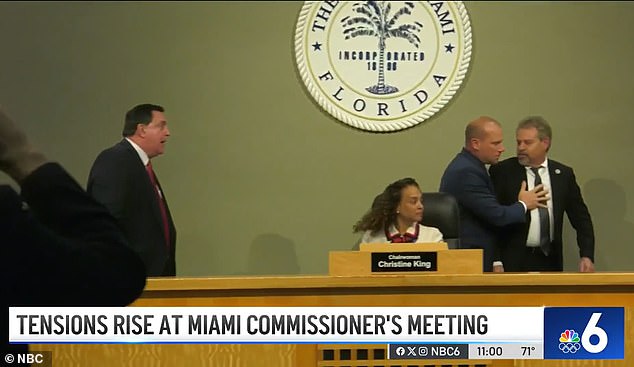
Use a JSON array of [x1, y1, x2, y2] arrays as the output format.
[[0, 107, 47, 182]]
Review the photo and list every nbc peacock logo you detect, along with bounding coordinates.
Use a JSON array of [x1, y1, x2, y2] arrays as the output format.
[[558, 329, 581, 354]]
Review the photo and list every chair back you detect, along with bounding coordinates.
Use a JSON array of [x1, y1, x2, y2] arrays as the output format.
[[421, 192, 461, 249]]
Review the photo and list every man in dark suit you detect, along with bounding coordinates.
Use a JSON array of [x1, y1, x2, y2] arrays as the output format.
[[439, 116, 548, 271], [1, 106, 146, 361], [88, 104, 176, 276], [489, 116, 595, 272]]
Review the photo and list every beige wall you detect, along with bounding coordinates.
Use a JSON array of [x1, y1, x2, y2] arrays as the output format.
[[1, 1, 632, 275]]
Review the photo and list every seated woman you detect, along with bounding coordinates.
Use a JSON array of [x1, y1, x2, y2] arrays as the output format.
[[353, 177, 443, 243]]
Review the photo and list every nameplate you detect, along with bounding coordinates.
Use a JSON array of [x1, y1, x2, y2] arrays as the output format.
[[370, 252, 438, 272]]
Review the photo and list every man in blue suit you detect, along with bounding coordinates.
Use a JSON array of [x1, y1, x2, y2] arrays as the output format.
[[439, 116, 548, 271]]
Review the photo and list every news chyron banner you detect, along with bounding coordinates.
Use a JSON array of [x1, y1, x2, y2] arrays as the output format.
[[9, 306, 624, 360]]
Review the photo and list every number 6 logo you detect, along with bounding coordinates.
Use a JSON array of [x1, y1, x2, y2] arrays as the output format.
[[581, 313, 608, 353]]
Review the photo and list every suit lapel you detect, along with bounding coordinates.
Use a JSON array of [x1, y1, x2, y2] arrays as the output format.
[[121, 139, 166, 233], [515, 158, 527, 185], [515, 159, 531, 222], [548, 160, 564, 223], [120, 139, 174, 243]]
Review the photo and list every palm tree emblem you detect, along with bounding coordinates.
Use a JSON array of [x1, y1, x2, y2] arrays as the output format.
[[341, 1, 423, 95]]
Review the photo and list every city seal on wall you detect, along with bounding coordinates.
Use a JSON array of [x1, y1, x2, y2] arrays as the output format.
[[294, 1, 472, 132]]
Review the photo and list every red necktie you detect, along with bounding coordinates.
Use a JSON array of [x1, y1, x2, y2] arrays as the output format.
[[146, 161, 170, 250]]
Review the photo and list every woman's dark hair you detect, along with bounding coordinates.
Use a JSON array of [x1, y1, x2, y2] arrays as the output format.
[[353, 177, 420, 233]]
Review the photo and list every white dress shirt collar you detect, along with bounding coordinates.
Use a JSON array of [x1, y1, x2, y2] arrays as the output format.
[[125, 138, 150, 166], [386, 223, 418, 237], [528, 157, 548, 170]]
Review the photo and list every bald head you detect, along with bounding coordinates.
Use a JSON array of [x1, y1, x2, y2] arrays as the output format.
[[465, 116, 501, 145], [464, 116, 505, 165]]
